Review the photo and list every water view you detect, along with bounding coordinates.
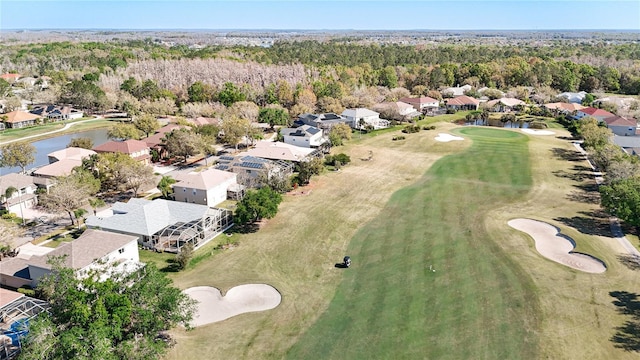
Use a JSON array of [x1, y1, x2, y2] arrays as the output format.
[[0, 128, 110, 175]]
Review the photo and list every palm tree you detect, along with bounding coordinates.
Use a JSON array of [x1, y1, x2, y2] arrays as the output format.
[[3, 186, 24, 225]]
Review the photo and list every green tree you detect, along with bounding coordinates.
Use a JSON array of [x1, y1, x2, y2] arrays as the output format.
[[133, 114, 161, 137], [221, 116, 252, 150], [162, 129, 202, 163], [258, 107, 290, 129], [378, 66, 398, 88], [235, 187, 283, 225], [175, 243, 194, 270], [187, 81, 213, 103], [67, 137, 94, 149], [600, 177, 640, 232], [60, 80, 108, 112], [578, 117, 611, 150], [88, 198, 105, 216], [0, 142, 36, 174], [296, 157, 324, 185], [328, 123, 352, 147], [20, 261, 194, 360], [39, 170, 98, 225], [217, 82, 246, 107], [157, 176, 176, 199], [0, 78, 11, 98], [108, 123, 142, 140]]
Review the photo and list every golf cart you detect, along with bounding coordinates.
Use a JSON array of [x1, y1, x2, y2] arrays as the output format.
[[343, 256, 351, 268]]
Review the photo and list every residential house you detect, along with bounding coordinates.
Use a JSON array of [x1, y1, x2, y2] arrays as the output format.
[[0, 288, 49, 359], [0, 73, 21, 84], [612, 135, 640, 155], [557, 91, 587, 104], [216, 154, 292, 185], [0, 173, 41, 216], [341, 108, 389, 129], [85, 198, 233, 253], [33, 147, 97, 179], [93, 139, 151, 164], [604, 115, 638, 136], [141, 124, 191, 161], [543, 102, 586, 114], [574, 107, 615, 122], [172, 168, 238, 207], [373, 101, 421, 120], [295, 113, 351, 130], [0, 229, 141, 289], [442, 85, 472, 97], [2, 111, 40, 129], [485, 98, 526, 112], [281, 125, 327, 148], [445, 96, 480, 111], [30, 104, 84, 121], [246, 141, 320, 162], [399, 96, 440, 114]]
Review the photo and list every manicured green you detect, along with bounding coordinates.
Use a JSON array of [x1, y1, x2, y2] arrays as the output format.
[[287, 127, 539, 359]]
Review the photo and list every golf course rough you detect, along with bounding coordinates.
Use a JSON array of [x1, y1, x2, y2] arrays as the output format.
[[287, 127, 540, 359]]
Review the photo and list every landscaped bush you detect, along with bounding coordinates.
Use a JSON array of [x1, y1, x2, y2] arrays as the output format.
[[529, 121, 548, 129], [325, 153, 351, 166], [402, 124, 421, 134], [392, 135, 406, 141], [17, 287, 35, 296], [422, 125, 436, 130]]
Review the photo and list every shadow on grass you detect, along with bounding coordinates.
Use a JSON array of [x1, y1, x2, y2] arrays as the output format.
[[566, 190, 601, 204], [610, 291, 640, 352], [228, 223, 259, 234], [554, 210, 611, 237], [160, 258, 181, 273], [618, 255, 640, 271], [551, 147, 586, 162]]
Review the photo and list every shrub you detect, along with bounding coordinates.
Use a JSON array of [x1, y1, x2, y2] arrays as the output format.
[[392, 135, 406, 141], [17, 287, 35, 296], [402, 124, 421, 134], [325, 153, 351, 166], [529, 121, 548, 129]]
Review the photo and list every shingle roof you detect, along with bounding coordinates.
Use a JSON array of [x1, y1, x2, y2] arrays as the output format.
[[28, 229, 138, 270], [3, 111, 40, 123], [579, 107, 615, 118], [447, 96, 480, 106], [544, 102, 586, 112], [86, 199, 209, 237], [0, 288, 25, 308], [486, 98, 526, 107], [173, 168, 237, 191], [93, 139, 149, 154], [281, 125, 321, 137], [34, 159, 83, 178], [341, 108, 380, 118], [0, 173, 37, 193], [604, 115, 637, 127]]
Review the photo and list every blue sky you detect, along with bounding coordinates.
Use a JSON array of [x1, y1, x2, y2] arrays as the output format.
[[1, 1, 639, 30]]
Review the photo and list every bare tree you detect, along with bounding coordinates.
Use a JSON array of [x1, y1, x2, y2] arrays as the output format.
[[40, 173, 97, 225], [119, 162, 156, 197]]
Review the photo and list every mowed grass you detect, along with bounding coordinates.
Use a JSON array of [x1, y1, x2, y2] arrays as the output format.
[[286, 127, 539, 359]]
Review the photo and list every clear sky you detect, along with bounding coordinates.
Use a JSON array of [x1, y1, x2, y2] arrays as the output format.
[[1, 0, 639, 31]]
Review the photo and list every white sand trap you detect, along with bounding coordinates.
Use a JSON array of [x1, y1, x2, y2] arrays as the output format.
[[508, 219, 606, 273], [435, 133, 464, 142], [521, 128, 555, 136], [184, 284, 281, 326]]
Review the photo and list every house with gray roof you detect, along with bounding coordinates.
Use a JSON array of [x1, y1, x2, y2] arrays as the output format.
[[295, 113, 352, 130], [281, 125, 327, 148], [85, 198, 232, 253]]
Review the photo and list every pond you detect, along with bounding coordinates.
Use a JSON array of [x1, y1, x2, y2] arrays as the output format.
[[0, 128, 110, 175]]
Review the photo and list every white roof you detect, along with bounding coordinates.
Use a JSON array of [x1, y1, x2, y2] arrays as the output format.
[[86, 198, 209, 237], [341, 108, 379, 118], [246, 141, 315, 162], [486, 98, 526, 107], [48, 147, 96, 162]]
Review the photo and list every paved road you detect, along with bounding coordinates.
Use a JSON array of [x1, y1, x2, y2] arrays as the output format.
[[1, 116, 103, 145]]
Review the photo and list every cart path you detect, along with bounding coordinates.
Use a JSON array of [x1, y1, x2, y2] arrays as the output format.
[[0, 117, 102, 145]]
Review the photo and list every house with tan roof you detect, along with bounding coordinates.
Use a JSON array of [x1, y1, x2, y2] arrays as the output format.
[[47, 147, 96, 163], [33, 147, 97, 179], [485, 98, 526, 112], [93, 139, 151, 164], [373, 101, 421, 121], [575, 107, 615, 122], [0, 229, 140, 288], [2, 111, 40, 129], [445, 96, 480, 111], [246, 141, 320, 163], [281, 125, 327, 148], [399, 96, 440, 113], [442, 85, 472, 97], [173, 168, 238, 207], [604, 115, 638, 136], [543, 102, 586, 114], [0, 173, 46, 216]]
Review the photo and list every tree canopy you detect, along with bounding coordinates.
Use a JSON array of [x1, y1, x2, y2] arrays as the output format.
[[234, 187, 283, 225], [19, 261, 195, 360], [600, 177, 640, 232], [0, 142, 36, 174]]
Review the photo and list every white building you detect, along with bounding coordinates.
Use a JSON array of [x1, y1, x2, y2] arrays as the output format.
[[281, 125, 327, 148], [341, 108, 389, 129], [173, 168, 238, 207]]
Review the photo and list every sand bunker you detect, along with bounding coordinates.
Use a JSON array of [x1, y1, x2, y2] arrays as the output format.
[[184, 284, 281, 326], [508, 219, 606, 273], [435, 133, 465, 142], [521, 128, 555, 136]]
